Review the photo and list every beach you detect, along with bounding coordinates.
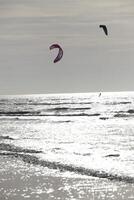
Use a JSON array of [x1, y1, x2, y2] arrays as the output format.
[[0, 155, 134, 200]]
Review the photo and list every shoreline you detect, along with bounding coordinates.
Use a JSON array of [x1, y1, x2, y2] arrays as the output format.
[[0, 155, 134, 200]]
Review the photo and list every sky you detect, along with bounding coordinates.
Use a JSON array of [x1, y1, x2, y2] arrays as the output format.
[[0, 0, 134, 94]]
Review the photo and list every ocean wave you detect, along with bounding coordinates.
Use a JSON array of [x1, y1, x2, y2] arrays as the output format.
[[0, 143, 134, 184], [127, 109, 134, 114], [114, 109, 134, 118], [40, 113, 100, 117], [0, 143, 42, 154], [0, 111, 100, 117], [99, 117, 109, 120], [51, 120, 72, 123], [105, 101, 131, 105], [0, 136, 14, 140], [0, 111, 40, 116], [46, 107, 91, 112], [105, 154, 120, 158], [15, 102, 93, 106], [114, 114, 131, 118]]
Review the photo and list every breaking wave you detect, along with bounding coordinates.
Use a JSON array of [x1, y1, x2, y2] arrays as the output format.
[[0, 143, 134, 184], [0, 111, 100, 117]]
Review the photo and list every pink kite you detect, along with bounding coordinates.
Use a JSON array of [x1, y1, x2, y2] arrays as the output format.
[[49, 44, 63, 63]]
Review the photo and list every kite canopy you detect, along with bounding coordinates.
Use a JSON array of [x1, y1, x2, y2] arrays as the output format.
[[49, 44, 63, 63], [99, 25, 108, 36]]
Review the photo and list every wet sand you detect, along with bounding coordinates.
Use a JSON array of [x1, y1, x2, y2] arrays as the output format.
[[0, 156, 134, 200]]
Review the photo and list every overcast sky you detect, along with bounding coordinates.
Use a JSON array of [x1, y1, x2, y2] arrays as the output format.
[[0, 0, 134, 94]]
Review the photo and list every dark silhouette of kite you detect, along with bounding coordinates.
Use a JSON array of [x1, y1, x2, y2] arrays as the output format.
[[49, 44, 63, 63], [99, 25, 108, 36]]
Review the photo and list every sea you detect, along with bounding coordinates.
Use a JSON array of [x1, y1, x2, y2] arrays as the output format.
[[0, 92, 134, 199]]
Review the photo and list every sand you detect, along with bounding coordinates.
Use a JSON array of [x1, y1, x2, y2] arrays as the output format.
[[0, 156, 134, 200]]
